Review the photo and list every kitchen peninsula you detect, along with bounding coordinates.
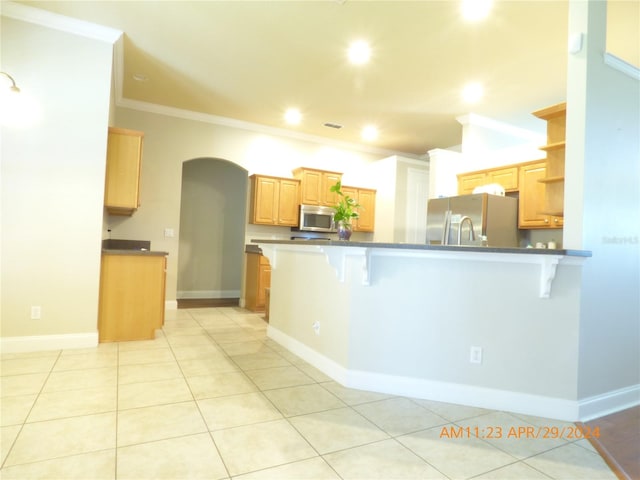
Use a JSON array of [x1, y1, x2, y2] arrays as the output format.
[[252, 239, 591, 421]]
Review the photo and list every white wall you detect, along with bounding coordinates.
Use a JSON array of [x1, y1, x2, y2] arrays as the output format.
[[563, 1, 640, 406], [0, 15, 115, 346], [369, 155, 429, 243]]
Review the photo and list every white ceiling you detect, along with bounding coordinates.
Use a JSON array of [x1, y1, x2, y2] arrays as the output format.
[[18, 0, 640, 156]]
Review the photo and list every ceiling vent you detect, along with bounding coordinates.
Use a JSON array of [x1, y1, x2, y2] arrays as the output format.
[[323, 122, 343, 129]]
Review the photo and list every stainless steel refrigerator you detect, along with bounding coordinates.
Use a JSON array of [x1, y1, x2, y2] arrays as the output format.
[[426, 193, 518, 247]]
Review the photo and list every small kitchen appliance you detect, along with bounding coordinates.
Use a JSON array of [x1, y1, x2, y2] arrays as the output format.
[[297, 204, 337, 233]]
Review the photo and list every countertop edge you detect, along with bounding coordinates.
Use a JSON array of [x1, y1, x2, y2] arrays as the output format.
[[102, 249, 168, 256], [250, 239, 592, 258]]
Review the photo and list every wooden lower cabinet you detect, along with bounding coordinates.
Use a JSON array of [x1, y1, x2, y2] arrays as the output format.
[[98, 253, 167, 342], [245, 253, 271, 312]]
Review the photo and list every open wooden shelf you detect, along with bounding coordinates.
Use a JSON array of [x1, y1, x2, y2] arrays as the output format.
[[538, 176, 565, 184], [539, 141, 566, 152]]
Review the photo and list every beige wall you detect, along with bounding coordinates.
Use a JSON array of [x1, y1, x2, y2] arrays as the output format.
[[109, 106, 389, 302], [1, 17, 114, 340], [177, 159, 247, 298]]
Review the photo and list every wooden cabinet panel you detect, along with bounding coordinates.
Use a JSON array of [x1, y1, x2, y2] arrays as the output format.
[[457, 173, 487, 195], [104, 127, 144, 216], [518, 162, 562, 229], [293, 167, 343, 206], [98, 253, 166, 342], [245, 253, 270, 312], [340, 186, 376, 232], [278, 178, 301, 225], [249, 175, 300, 226], [488, 166, 519, 191], [322, 172, 342, 206], [458, 166, 518, 195]]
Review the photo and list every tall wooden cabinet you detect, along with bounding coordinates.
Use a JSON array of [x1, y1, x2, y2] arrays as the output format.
[[104, 127, 144, 216], [293, 167, 342, 206], [249, 174, 300, 226]]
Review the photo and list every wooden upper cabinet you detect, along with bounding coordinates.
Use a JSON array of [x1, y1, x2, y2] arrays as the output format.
[[458, 173, 488, 195], [249, 174, 300, 226], [104, 127, 144, 216], [354, 188, 376, 232], [341, 185, 376, 232], [457, 166, 519, 195], [277, 178, 301, 225], [293, 167, 343, 206], [487, 166, 518, 191]]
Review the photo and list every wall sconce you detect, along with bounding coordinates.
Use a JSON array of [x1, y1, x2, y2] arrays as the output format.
[[0, 71, 40, 127], [1, 72, 21, 93]]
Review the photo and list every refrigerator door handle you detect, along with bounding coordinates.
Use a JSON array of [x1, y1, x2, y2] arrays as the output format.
[[442, 210, 451, 245]]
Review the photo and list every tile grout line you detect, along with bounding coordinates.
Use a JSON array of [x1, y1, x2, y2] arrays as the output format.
[[176, 308, 233, 480], [0, 349, 63, 471]]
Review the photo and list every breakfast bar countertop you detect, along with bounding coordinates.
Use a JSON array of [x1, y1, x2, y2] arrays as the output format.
[[250, 239, 592, 258]]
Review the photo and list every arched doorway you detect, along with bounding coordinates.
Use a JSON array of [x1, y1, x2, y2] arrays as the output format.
[[176, 158, 248, 306]]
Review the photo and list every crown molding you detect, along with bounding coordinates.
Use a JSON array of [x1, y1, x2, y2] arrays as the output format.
[[1, 1, 122, 43], [117, 97, 418, 159], [604, 52, 640, 81], [456, 113, 545, 144], [1, 1, 416, 159]]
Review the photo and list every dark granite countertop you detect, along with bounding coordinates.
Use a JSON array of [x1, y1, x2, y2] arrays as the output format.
[[102, 239, 168, 256], [245, 244, 262, 254], [251, 239, 592, 258], [102, 249, 168, 256]]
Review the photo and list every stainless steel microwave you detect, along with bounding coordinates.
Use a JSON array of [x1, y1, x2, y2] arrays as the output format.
[[298, 204, 336, 232]]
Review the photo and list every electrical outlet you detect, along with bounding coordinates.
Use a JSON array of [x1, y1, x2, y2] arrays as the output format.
[[30, 306, 41, 320], [312, 321, 320, 335], [164, 228, 175, 238], [470, 346, 482, 364]]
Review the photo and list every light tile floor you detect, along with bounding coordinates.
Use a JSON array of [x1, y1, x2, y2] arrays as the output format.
[[0, 307, 617, 479]]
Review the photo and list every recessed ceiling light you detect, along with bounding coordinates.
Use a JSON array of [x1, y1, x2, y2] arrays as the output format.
[[460, 0, 493, 21], [348, 40, 371, 65], [284, 108, 302, 125], [361, 125, 378, 141], [461, 82, 484, 103]]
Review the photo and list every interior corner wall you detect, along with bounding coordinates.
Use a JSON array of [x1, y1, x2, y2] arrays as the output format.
[[0, 18, 113, 340], [177, 159, 247, 298], [108, 107, 384, 301], [564, 1, 640, 404]]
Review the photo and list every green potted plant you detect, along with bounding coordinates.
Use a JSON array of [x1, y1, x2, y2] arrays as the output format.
[[330, 181, 361, 240]]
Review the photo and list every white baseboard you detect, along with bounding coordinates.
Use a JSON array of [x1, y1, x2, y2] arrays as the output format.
[[578, 384, 640, 422], [268, 325, 619, 422], [165, 300, 178, 310], [0, 332, 99, 354], [176, 290, 240, 299]]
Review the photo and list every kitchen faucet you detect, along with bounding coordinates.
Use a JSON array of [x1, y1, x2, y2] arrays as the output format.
[[457, 216, 475, 245]]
